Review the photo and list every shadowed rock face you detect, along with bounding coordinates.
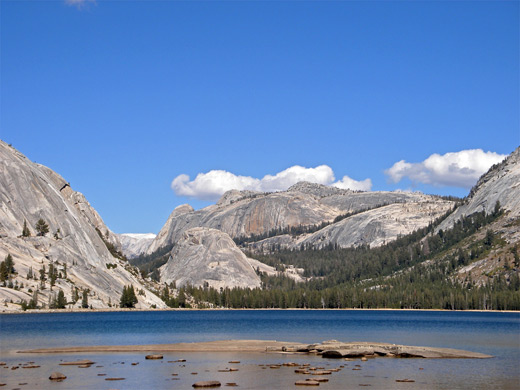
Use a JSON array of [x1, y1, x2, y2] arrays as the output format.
[[148, 182, 453, 254], [0, 141, 165, 309], [438, 146, 520, 231], [159, 227, 261, 289]]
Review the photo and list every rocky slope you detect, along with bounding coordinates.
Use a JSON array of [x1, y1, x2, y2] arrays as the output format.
[[159, 227, 262, 289], [118, 233, 156, 259], [438, 146, 520, 231], [250, 199, 454, 252], [0, 141, 165, 310], [148, 182, 453, 255]]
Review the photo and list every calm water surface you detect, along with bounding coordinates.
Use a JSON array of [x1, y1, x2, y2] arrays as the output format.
[[1, 310, 519, 389]]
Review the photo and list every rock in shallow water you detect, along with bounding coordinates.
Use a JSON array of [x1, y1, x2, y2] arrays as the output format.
[[49, 372, 66, 381], [192, 381, 221, 388]]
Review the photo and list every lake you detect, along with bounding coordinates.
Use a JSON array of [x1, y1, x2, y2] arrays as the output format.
[[1, 310, 519, 389]]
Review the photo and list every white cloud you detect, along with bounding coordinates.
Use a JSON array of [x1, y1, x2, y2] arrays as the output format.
[[385, 149, 507, 188], [171, 165, 372, 201], [333, 175, 372, 191], [65, 0, 96, 9]]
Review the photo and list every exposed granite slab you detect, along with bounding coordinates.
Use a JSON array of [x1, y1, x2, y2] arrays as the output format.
[[19, 339, 492, 359]]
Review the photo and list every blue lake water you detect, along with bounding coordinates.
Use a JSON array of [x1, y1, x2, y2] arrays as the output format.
[[1, 310, 519, 389]]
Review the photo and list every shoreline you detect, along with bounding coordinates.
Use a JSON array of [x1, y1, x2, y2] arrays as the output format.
[[18, 339, 493, 359], [1, 307, 519, 315]]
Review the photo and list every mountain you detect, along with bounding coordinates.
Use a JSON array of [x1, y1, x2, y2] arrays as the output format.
[[249, 198, 454, 252], [438, 147, 520, 231], [147, 182, 453, 255], [0, 141, 165, 310], [159, 227, 262, 289], [118, 233, 156, 259]]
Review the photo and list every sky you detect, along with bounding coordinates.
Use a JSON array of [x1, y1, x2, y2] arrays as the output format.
[[1, 0, 518, 234]]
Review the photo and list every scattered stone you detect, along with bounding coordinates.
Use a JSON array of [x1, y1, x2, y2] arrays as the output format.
[[295, 380, 320, 386], [359, 384, 371, 387], [131, 362, 139, 366], [172, 374, 179, 376], [228, 361, 240, 364], [78, 364, 91, 368], [0, 363, 5, 366], [21, 365, 40, 369], [225, 383, 238, 387], [145, 354, 163, 360], [193, 381, 221, 388], [395, 379, 415, 383], [0, 384, 5, 387], [59, 360, 94, 366], [11, 366, 19, 370], [105, 377, 125, 381], [49, 372, 66, 381], [311, 370, 332, 375], [361, 357, 368, 361], [307, 378, 329, 383], [97, 374, 106, 376], [191, 372, 198, 375]]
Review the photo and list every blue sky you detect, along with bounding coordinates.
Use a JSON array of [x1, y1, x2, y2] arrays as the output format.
[[1, 1, 518, 234]]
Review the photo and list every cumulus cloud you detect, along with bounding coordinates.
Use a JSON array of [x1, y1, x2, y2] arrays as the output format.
[[385, 149, 507, 188], [65, 0, 96, 9], [333, 175, 373, 191], [171, 165, 372, 201]]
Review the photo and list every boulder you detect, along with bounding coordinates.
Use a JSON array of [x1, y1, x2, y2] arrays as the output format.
[[192, 381, 221, 388], [49, 372, 66, 381]]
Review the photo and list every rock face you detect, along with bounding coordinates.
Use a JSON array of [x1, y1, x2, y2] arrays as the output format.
[[118, 233, 156, 259], [148, 182, 453, 254], [159, 228, 261, 289], [296, 199, 454, 250], [438, 146, 520, 231], [0, 140, 165, 310]]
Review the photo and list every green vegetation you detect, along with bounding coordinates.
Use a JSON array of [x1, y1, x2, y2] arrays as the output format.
[[50, 289, 67, 309], [120, 285, 138, 308], [129, 244, 174, 281], [0, 254, 15, 283], [22, 219, 31, 237], [95, 228, 127, 261], [157, 202, 519, 310], [81, 289, 89, 308], [35, 218, 49, 236]]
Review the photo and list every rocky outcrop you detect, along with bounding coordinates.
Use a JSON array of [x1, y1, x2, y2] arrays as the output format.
[[159, 227, 261, 289], [248, 200, 454, 252], [148, 182, 452, 254], [438, 146, 520, 231], [298, 200, 454, 249], [118, 233, 156, 259], [0, 140, 165, 310]]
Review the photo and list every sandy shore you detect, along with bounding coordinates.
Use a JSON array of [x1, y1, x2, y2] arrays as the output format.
[[18, 339, 493, 359]]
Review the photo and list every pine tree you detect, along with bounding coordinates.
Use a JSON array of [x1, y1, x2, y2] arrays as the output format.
[[35, 218, 49, 236], [22, 219, 31, 237], [81, 289, 89, 308], [120, 285, 138, 308], [55, 289, 67, 309]]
